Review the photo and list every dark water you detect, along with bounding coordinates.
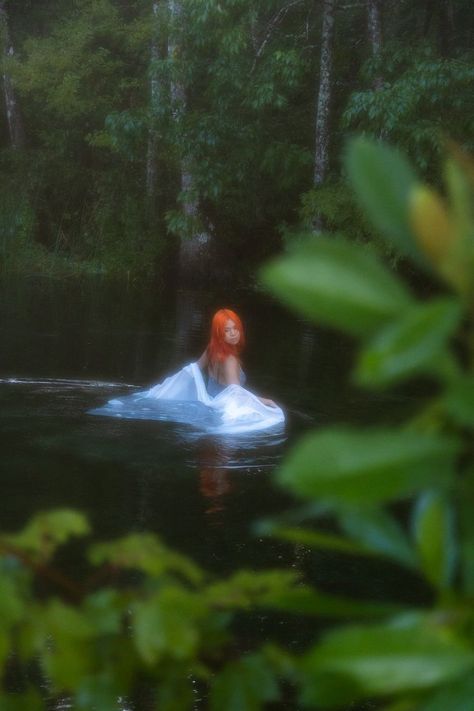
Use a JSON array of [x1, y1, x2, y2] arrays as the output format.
[[0, 276, 416, 709], [0, 276, 352, 546]]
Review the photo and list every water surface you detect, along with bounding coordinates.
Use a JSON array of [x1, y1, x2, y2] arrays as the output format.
[[0, 277, 343, 556], [0, 276, 417, 709], [0, 275, 416, 569]]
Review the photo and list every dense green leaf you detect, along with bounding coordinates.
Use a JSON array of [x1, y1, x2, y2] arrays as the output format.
[[277, 428, 459, 505], [355, 299, 462, 387], [82, 589, 125, 635], [418, 673, 474, 711], [89, 533, 166, 575], [412, 491, 457, 590], [459, 474, 474, 594], [89, 533, 203, 582], [267, 524, 370, 555], [75, 672, 124, 711], [210, 653, 279, 711], [132, 587, 205, 664], [0, 692, 43, 711], [205, 569, 299, 609], [40, 600, 96, 688], [301, 615, 474, 705], [343, 53, 474, 178], [444, 376, 474, 426], [379, 701, 417, 711], [338, 508, 417, 569], [345, 138, 422, 263], [445, 158, 474, 247], [0, 575, 25, 666], [259, 585, 403, 620], [3, 509, 90, 562], [299, 668, 363, 708], [261, 236, 413, 337], [0, 575, 25, 628], [155, 671, 197, 711]]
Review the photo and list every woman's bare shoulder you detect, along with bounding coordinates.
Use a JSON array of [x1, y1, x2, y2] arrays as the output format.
[[223, 354, 240, 369]]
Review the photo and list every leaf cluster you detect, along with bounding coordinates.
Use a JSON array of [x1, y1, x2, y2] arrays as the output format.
[[0, 508, 303, 709], [343, 44, 474, 175], [261, 138, 474, 709]]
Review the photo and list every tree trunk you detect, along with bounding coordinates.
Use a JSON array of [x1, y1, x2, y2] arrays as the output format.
[[438, 0, 454, 56], [0, 0, 24, 149], [168, 0, 210, 280], [367, 0, 383, 91], [312, 0, 336, 231], [313, 0, 335, 189], [146, 1, 160, 208]]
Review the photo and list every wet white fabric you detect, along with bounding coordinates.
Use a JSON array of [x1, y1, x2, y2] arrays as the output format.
[[90, 362, 285, 434]]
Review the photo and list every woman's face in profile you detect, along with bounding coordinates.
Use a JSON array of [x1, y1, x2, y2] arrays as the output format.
[[223, 319, 240, 346]]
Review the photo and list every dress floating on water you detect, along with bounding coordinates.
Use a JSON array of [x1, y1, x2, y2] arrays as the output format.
[[89, 362, 285, 435]]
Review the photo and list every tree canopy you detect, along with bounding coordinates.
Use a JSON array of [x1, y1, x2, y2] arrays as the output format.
[[1, 0, 472, 275]]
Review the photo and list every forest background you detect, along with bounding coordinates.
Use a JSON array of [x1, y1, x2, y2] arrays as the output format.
[[1, 0, 473, 279]]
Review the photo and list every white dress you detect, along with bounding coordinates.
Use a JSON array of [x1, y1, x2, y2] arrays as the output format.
[[90, 362, 285, 435]]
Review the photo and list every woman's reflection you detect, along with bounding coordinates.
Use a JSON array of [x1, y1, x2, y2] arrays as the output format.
[[197, 438, 235, 518]]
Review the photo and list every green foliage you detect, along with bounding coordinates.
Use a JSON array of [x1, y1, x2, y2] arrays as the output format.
[[412, 491, 457, 591], [3, 509, 90, 563], [343, 44, 474, 174], [259, 138, 474, 709], [336, 508, 417, 570], [276, 427, 458, 506], [210, 653, 279, 711], [3, 0, 157, 275], [297, 182, 373, 246], [0, 509, 305, 708], [2, 1, 473, 274], [261, 235, 413, 337], [300, 613, 474, 707], [355, 299, 462, 387], [345, 138, 421, 264]]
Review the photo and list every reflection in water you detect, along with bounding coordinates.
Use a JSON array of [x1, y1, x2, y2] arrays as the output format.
[[174, 289, 206, 361], [0, 377, 288, 539], [198, 438, 235, 517], [195, 428, 286, 520], [0, 376, 135, 389]]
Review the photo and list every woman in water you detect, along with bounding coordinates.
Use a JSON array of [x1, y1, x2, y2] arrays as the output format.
[[197, 308, 277, 408], [90, 306, 284, 431]]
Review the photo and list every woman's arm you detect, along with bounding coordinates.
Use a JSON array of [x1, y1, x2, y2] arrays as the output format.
[[222, 355, 241, 385], [259, 396, 278, 408], [224, 356, 278, 407]]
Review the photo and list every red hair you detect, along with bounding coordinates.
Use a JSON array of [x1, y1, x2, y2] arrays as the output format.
[[207, 309, 245, 365]]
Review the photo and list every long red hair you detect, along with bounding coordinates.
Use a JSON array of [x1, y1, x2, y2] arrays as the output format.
[[207, 309, 245, 365]]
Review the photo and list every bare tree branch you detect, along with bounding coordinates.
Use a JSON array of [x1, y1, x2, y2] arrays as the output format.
[[251, 0, 305, 73]]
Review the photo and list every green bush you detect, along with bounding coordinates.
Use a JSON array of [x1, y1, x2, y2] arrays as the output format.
[[261, 137, 474, 709]]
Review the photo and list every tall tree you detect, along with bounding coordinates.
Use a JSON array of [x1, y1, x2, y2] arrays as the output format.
[[146, 1, 161, 209], [168, 0, 210, 279], [0, 0, 24, 148], [367, 0, 383, 91], [313, 0, 336, 230], [313, 0, 336, 188]]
